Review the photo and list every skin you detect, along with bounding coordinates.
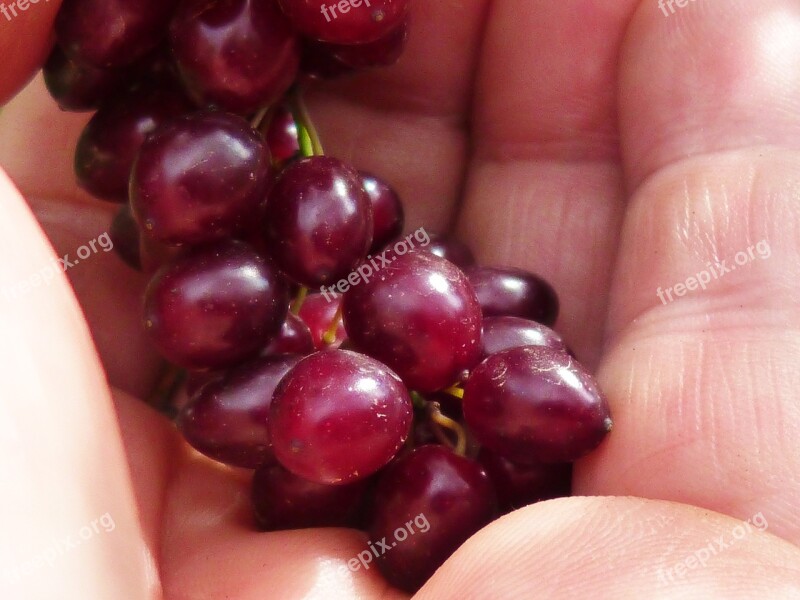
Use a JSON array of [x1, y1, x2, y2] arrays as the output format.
[[1, 0, 800, 597]]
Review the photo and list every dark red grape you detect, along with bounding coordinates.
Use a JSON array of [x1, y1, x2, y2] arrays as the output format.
[[178, 354, 301, 468], [252, 462, 368, 531], [265, 106, 300, 166], [262, 313, 315, 355], [139, 234, 183, 274], [264, 156, 373, 287], [130, 111, 270, 245], [360, 171, 403, 254], [481, 316, 567, 358], [170, 0, 299, 114], [328, 20, 408, 68], [298, 293, 347, 349], [369, 445, 496, 592], [277, 0, 409, 45], [342, 252, 482, 393], [477, 448, 572, 514], [419, 234, 475, 270], [269, 349, 412, 484], [74, 87, 191, 202], [463, 346, 612, 464], [43, 47, 126, 111], [144, 241, 289, 370], [55, 0, 176, 67], [110, 205, 141, 270], [467, 266, 560, 326]]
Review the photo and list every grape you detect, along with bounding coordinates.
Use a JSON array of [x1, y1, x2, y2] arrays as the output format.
[[109, 205, 141, 271], [360, 171, 404, 254], [74, 87, 192, 202], [420, 234, 475, 270], [481, 316, 567, 357], [43, 47, 126, 111], [264, 156, 373, 287], [297, 293, 347, 349], [251, 462, 368, 531], [369, 445, 496, 592], [467, 266, 559, 326], [463, 346, 613, 464], [269, 349, 412, 484], [55, 0, 176, 67], [477, 448, 572, 514], [177, 354, 301, 468], [265, 106, 300, 166], [342, 252, 482, 393], [277, 0, 409, 45], [328, 21, 408, 69], [170, 0, 299, 114], [130, 111, 271, 245], [262, 313, 315, 356], [143, 241, 289, 370]]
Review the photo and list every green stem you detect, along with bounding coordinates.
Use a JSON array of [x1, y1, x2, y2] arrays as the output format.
[[288, 86, 324, 157]]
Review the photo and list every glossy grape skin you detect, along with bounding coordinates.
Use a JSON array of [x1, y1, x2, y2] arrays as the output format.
[[360, 171, 404, 254], [109, 205, 141, 270], [477, 448, 572, 514], [251, 462, 368, 531], [342, 252, 483, 393], [177, 354, 301, 468], [481, 316, 567, 358], [420, 234, 475, 270], [463, 346, 613, 464], [277, 0, 409, 45], [261, 313, 315, 356], [74, 87, 191, 202], [297, 293, 347, 349], [265, 106, 300, 166], [144, 241, 289, 370], [55, 0, 176, 67], [264, 156, 373, 287], [130, 111, 270, 245], [43, 47, 125, 111], [269, 350, 413, 484], [170, 0, 299, 114], [328, 21, 408, 69], [369, 445, 496, 592], [466, 266, 560, 327]]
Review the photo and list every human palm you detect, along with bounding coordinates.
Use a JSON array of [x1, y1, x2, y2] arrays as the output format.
[[1, 1, 800, 598]]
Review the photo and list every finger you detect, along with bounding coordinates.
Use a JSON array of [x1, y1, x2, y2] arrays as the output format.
[[0, 171, 156, 597], [416, 497, 800, 598], [0, 0, 59, 104], [454, 0, 638, 366], [579, 0, 800, 545]]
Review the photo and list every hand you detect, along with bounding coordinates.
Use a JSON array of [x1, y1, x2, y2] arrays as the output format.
[[1, 1, 799, 598]]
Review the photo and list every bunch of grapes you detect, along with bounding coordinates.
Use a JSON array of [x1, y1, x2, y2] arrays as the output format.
[[44, 0, 613, 592]]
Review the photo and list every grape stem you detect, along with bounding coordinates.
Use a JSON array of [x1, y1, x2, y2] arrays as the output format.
[[288, 86, 324, 157], [428, 402, 467, 456], [290, 286, 309, 315], [442, 384, 465, 400], [322, 305, 344, 346]]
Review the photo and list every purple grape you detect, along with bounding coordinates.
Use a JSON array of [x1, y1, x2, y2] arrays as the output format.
[[297, 293, 347, 349], [264, 156, 373, 287], [342, 252, 482, 393], [251, 462, 368, 531], [110, 205, 141, 270], [130, 111, 271, 245], [463, 346, 612, 464], [144, 241, 289, 370], [269, 349, 412, 484], [420, 234, 475, 270], [265, 106, 300, 165], [477, 448, 572, 513], [261, 313, 315, 356], [369, 445, 496, 592], [170, 0, 299, 114], [177, 354, 301, 468], [277, 0, 409, 45], [328, 21, 408, 69], [55, 0, 176, 67], [74, 87, 192, 202], [466, 266, 559, 326], [481, 316, 567, 358], [43, 47, 126, 111], [360, 171, 403, 254]]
